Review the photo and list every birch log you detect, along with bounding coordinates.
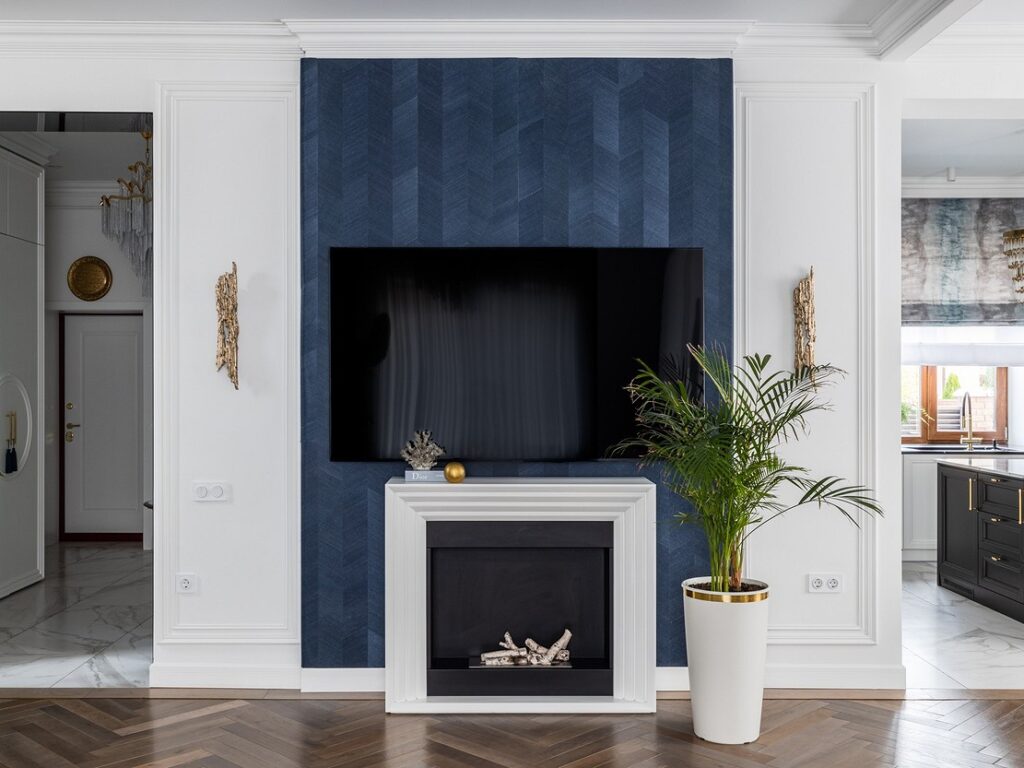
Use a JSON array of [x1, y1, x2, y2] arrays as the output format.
[[540, 629, 573, 665], [480, 648, 527, 661], [525, 638, 569, 662]]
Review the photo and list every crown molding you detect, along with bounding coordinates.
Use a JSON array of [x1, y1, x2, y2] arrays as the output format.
[[872, 0, 983, 60], [911, 24, 1024, 61], [0, 16, 1002, 62], [0, 133, 58, 166], [902, 175, 1024, 198], [283, 19, 755, 58], [735, 23, 877, 58], [0, 21, 302, 60], [46, 180, 119, 209]]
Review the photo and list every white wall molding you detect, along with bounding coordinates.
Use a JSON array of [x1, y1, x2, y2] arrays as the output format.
[[872, 0, 983, 60], [902, 175, 1024, 198], [154, 79, 300, 680], [0, 133, 58, 167], [0, 21, 302, 60], [385, 479, 657, 713], [284, 19, 754, 59], [0, 17, 1002, 62], [765, 663, 906, 689], [912, 24, 1024, 61], [735, 82, 878, 648], [45, 180, 118, 209], [302, 668, 387, 693], [298, 663, 904, 692]]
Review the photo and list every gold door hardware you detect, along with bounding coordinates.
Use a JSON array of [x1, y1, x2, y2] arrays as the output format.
[[991, 517, 1002, 523], [990, 555, 1003, 562], [65, 422, 80, 429], [1018, 488, 1022, 525], [65, 431, 74, 443], [65, 402, 73, 410], [968, 478, 974, 511], [989, 477, 1002, 483]]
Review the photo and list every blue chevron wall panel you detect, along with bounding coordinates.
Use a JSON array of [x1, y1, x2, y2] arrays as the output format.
[[301, 58, 733, 669]]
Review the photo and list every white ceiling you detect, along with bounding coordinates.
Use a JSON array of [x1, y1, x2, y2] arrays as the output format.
[[0, 132, 145, 182], [0, 0, 894, 23], [959, 0, 1024, 23], [902, 119, 1024, 177]]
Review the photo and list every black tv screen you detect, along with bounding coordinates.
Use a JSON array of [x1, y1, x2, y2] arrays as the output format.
[[330, 247, 702, 462]]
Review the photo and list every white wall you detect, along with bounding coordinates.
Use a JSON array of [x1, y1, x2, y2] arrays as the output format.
[[0, 42, 301, 687], [43, 182, 151, 544], [733, 58, 906, 688]]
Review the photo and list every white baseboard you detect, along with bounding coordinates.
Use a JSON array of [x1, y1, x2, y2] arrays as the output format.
[[902, 548, 936, 562], [655, 666, 690, 691], [149, 663, 301, 689], [0, 568, 42, 601], [298, 664, 906, 692], [765, 663, 907, 689], [301, 667, 386, 692]]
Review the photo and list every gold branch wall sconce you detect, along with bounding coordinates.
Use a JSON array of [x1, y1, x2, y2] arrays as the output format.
[[793, 267, 815, 371], [215, 262, 239, 390]]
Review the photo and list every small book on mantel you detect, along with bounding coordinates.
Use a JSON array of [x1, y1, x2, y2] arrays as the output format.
[[405, 470, 446, 482]]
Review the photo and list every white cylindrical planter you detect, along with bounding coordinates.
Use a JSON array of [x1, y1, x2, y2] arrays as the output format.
[[682, 577, 770, 744]]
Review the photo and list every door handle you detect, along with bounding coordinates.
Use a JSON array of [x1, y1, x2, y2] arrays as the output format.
[[65, 422, 80, 429], [990, 555, 1003, 562], [968, 478, 974, 511]]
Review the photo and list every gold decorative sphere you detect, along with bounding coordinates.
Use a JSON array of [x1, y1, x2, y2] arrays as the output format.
[[443, 461, 466, 484]]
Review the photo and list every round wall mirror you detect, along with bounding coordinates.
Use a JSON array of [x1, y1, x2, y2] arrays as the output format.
[[0, 373, 33, 479]]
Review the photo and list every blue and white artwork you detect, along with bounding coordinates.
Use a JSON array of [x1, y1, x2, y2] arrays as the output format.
[[903, 198, 1024, 325]]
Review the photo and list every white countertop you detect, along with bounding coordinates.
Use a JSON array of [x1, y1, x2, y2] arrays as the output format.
[[937, 456, 1024, 479]]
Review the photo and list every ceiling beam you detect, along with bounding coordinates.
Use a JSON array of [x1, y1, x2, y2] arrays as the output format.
[[872, 0, 983, 60]]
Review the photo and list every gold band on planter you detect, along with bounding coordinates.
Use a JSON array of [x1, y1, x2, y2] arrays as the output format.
[[684, 587, 769, 603]]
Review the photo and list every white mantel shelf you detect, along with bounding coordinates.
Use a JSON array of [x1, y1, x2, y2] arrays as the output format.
[[384, 477, 657, 714]]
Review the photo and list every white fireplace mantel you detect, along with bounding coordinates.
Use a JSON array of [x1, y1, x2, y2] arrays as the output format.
[[385, 477, 657, 713]]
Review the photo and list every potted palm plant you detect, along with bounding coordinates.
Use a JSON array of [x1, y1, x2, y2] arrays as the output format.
[[615, 346, 882, 745]]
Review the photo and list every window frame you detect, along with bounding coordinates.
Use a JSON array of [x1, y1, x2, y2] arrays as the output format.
[[902, 365, 1008, 445]]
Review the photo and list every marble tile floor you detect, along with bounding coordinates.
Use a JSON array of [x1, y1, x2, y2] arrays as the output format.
[[904, 561, 1024, 689], [0, 542, 152, 688]]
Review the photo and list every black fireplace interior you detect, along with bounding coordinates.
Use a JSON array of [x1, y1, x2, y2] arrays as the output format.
[[427, 521, 613, 697]]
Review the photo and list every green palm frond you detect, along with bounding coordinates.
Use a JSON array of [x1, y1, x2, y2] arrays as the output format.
[[612, 345, 883, 592]]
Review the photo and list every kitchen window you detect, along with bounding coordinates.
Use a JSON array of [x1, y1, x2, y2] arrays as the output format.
[[901, 365, 1008, 444]]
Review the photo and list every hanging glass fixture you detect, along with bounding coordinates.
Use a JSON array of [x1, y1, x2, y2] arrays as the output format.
[[100, 130, 153, 295], [1005, 228, 1024, 303]]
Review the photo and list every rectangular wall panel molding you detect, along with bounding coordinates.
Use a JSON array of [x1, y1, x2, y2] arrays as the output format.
[[301, 58, 733, 668]]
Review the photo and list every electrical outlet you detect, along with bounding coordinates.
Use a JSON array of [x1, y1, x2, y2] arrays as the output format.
[[808, 573, 843, 593], [192, 482, 232, 502], [177, 573, 199, 594]]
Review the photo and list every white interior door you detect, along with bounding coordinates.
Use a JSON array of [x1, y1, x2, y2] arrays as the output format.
[[63, 314, 143, 535]]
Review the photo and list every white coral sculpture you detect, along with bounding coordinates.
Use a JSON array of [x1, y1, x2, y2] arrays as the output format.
[[400, 430, 446, 470]]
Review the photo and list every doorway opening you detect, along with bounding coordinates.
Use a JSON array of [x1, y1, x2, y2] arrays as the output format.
[[0, 113, 154, 688], [899, 110, 1024, 690]]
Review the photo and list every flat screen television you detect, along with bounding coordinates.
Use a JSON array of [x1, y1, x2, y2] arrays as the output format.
[[330, 247, 702, 462]]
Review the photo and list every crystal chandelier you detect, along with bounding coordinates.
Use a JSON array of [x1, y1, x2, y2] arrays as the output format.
[[1005, 228, 1024, 303], [100, 131, 153, 295]]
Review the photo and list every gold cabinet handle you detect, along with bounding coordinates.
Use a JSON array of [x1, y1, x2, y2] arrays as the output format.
[[969, 477, 974, 511], [1018, 488, 1022, 525], [990, 477, 1003, 483], [991, 517, 1002, 523], [991, 555, 1003, 562]]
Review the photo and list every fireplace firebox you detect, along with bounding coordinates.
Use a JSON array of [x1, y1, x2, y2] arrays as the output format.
[[426, 521, 613, 697]]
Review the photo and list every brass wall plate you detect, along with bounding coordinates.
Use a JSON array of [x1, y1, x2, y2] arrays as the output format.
[[67, 256, 113, 301]]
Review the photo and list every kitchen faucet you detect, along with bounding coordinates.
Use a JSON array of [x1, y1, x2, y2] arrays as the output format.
[[960, 392, 984, 451]]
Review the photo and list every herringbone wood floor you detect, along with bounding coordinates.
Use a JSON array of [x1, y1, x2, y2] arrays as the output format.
[[1, 697, 1023, 768]]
